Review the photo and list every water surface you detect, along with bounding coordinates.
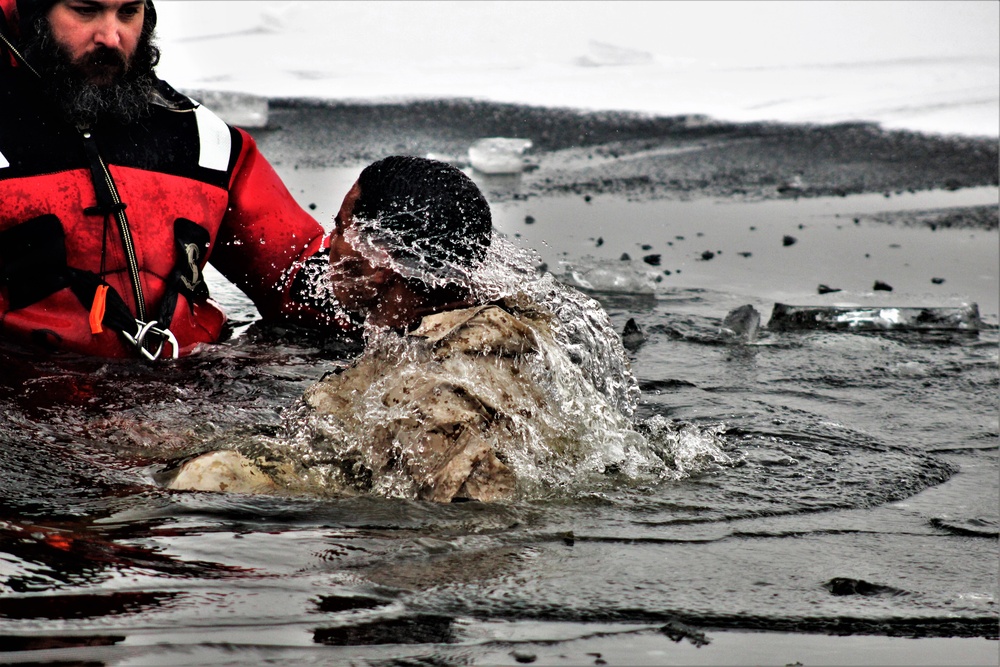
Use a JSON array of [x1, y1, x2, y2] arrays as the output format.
[[0, 180, 996, 665]]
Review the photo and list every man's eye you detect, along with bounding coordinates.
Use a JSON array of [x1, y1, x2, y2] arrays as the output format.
[[119, 6, 142, 19], [72, 6, 99, 16]]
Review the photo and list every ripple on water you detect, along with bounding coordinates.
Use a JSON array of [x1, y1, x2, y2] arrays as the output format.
[[0, 201, 991, 647]]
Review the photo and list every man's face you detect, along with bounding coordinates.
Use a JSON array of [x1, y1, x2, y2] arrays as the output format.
[[330, 182, 444, 329], [47, 0, 145, 86], [330, 182, 410, 324], [23, 0, 157, 125]]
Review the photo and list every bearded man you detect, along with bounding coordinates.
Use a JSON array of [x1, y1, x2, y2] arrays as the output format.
[[0, 0, 347, 359]]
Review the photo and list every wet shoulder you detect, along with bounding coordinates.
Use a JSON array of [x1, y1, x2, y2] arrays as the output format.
[[412, 303, 550, 358]]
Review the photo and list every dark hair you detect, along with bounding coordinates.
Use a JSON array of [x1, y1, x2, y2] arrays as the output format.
[[17, 0, 161, 125], [15, 0, 60, 37], [15, 0, 159, 62], [353, 156, 492, 283]]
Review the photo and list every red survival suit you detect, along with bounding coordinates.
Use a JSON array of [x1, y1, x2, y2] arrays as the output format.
[[0, 0, 337, 359]]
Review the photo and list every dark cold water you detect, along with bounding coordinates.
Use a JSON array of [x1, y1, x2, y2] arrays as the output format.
[[0, 166, 997, 665]]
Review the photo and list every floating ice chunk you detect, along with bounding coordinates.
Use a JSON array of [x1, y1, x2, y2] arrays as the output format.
[[558, 258, 659, 294], [184, 89, 269, 128], [721, 304, 761, 342], [468, 137, 533, 174], [767, 303, 983, 332]]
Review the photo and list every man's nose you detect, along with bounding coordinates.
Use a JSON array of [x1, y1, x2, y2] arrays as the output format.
[[93, 15, 125, 49]]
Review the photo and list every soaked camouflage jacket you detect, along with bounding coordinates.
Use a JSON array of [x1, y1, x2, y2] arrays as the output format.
[[302, 303, 553, 502]]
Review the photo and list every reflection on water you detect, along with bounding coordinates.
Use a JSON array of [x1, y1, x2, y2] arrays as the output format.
[[0, 187, 996, 663]]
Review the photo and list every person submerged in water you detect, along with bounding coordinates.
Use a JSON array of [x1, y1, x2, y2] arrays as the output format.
[[161, 156, 640, 502]]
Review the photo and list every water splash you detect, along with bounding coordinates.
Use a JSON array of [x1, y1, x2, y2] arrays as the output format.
[[241, 235, 735, 500], [637, 416, 739, 479], [474, 235, 642, 418]]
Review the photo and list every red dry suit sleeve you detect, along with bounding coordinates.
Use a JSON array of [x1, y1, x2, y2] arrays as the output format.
[[209, 128, 331, 322]]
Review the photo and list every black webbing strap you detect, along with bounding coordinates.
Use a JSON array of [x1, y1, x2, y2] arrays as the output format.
[[79, 134, 127, 219], [68, 269, 178, 361], [68, 268, 138, 334], [77, 130, 152, 336]]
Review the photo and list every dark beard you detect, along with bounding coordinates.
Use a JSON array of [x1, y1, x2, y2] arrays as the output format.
[[21, 18, 160, 127]]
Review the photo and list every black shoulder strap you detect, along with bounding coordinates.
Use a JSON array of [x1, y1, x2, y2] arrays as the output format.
[[79, 132, 127, 218]]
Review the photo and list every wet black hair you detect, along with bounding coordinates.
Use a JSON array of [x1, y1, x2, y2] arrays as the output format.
[[352, 155, 492, 282]]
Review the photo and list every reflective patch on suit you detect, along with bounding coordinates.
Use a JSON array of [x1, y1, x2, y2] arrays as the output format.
[[193, 104, 231, 171], [0, 147, 9, 169]]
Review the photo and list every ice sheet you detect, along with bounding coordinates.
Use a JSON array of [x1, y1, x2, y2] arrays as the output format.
[[153, 1, 1000, 137]]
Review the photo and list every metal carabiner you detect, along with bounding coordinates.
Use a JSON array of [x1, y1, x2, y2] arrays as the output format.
[[123, 319, 179, 361]]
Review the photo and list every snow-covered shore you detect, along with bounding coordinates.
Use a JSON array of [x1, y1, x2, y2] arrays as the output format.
[[153, 1, 999, 137]]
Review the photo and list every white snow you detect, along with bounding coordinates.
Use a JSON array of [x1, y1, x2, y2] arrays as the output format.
[[153, 1, 999, 137]]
